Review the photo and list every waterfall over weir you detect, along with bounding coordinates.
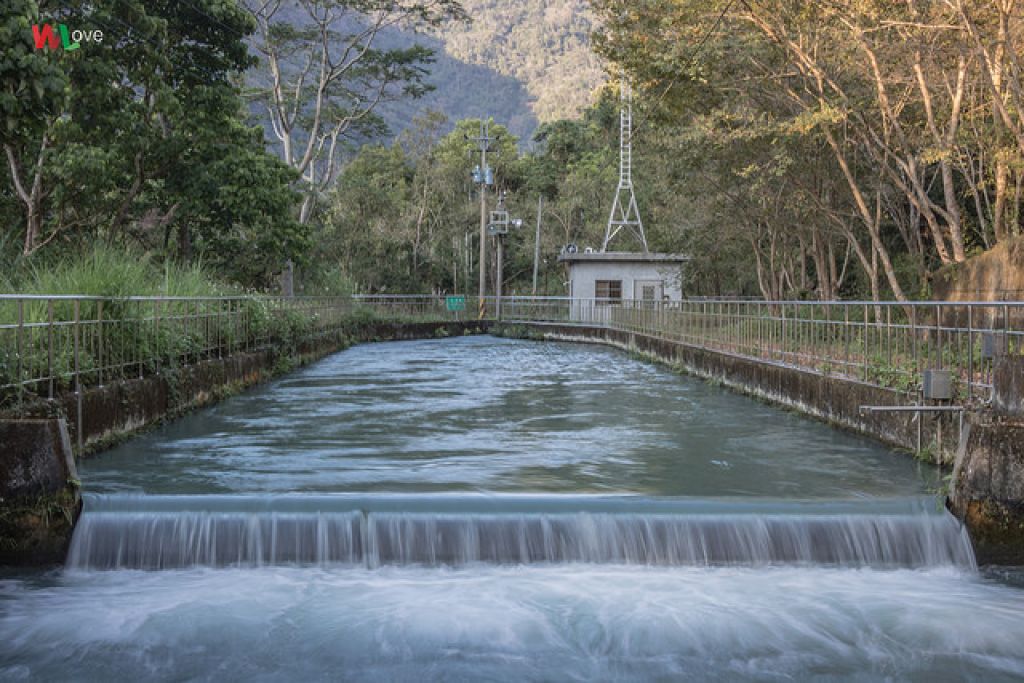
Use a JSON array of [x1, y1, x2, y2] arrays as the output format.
[[67, 493, 976, 570]]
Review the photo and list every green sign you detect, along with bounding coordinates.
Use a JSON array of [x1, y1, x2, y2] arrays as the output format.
[[445, 295, 466, 312]]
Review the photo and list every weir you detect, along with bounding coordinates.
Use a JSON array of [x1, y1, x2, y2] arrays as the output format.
[[67, 493, 976, 570]]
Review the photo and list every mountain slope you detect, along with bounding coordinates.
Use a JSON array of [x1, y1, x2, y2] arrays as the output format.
[[247, 0, 603, 146], [434, 0, 605, 127]]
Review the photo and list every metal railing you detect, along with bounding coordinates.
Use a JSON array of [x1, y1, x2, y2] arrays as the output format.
[[499, 297, 1024, 402], [3, 293, 1021, 415], [0, 295, 363, 407], [353, 295, 491, 321]]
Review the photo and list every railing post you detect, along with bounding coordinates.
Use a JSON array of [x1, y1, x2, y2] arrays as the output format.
[[15, 298, 23, 403], [886, 304, 891, 372], [967, 304, 974, 400], [781, 304, 787, 365], [74, 299, 83, 454], [862, 303, 869, 381], [137, 300, 144, 379], [155, 299, 162, 375], [195, 300, 202, 364], [844, 304, 850, 374], [758, 301, 764, 358], [98, 299, 104, 387], [47, 299, 54, 399], [910, 305, 918, 381], [1005, 303, 1011, 356], [217, 299, 223, 359]]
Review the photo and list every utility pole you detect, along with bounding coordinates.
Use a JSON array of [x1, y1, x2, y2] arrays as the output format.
[[532, 196, 543, 295], [468, 120, 496, 318], [496, 228, 504, 319], [487, 191, 522, 321]]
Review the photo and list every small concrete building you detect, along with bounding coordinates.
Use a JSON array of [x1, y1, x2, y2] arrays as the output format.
[[558, 251, 689, 320]]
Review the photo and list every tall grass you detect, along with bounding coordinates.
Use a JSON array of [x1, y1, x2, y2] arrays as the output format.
[[1, 247, 240, 403], [0, 246, 389, 408], [4, 245, 234, 298]]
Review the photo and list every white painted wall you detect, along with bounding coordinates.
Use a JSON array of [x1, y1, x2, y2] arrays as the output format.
[[568, 261, 684, 301], [566, 261, 684, 322]]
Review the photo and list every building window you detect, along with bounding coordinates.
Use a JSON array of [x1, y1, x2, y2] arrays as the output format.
[[595, 280, 622, 303], [641, 285, 657, 300]]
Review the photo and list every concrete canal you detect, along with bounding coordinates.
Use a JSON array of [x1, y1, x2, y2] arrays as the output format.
[[3, 336, 1024, 681]]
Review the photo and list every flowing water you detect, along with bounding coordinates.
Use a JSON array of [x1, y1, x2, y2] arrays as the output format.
[[3, 336, 1024, 681]]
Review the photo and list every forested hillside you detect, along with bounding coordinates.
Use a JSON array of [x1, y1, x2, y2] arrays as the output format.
[[434, 0, 604, 127], [245, 1, 601, 146], [8, 0, 1024, 305], [358, 0, 605, 142]]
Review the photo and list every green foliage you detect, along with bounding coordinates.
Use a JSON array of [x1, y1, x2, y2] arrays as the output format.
[[0, 0, 69, 139], [0, 245, 234, 403], [320, 116, 530, 294], [323, 143, 417, 292], [429, 0, 603, 127], [301, 264, 356, 297], [5, 244, 231, 298], [2, 0, 305, 289], [865, 355, 919, 394]]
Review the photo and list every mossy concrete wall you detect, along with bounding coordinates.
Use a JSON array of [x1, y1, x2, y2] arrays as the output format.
[[950, 356, 1024, 563], [0, 419, 80, 565], [950, 418, 1024, 564]]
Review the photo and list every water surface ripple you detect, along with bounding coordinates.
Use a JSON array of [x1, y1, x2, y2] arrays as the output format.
[[79, 336, 935, 497]]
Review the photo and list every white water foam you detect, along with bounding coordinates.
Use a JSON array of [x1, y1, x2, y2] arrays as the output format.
[[2, 565, 1023, 681]]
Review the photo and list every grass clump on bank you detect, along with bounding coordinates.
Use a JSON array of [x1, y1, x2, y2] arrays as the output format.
[[1, 247, 362, 408], [1, 245, 235, 299], [0, 246, 471, 411]]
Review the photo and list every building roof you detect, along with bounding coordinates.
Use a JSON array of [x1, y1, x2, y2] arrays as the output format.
[[557, 251, 690, 264]]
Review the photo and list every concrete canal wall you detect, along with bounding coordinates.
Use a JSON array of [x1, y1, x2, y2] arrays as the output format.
[[950, 357, 1024, 564], [0, 419, 79, 565], [513, 322, 1024, 564], [0, 320, 487, 565]]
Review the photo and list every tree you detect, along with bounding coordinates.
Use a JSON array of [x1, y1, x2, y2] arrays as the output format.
[[1, 0, 308, 289], [244, 0, 466, 224], [1, 0, 69, 255], [588, 0, 1024, 301]]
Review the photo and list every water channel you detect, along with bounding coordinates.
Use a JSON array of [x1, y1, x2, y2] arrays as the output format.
[[2, 336, 1024, 681]]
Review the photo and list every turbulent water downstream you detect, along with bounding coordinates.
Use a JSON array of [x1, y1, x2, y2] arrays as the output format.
[[3, 336, 1024, 681]]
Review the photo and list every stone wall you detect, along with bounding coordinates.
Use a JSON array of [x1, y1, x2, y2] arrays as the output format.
[[932, 235, 1024, 302]]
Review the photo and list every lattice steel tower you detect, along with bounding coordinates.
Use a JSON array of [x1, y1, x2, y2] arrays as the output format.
[[602, 78, 648, 252]]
